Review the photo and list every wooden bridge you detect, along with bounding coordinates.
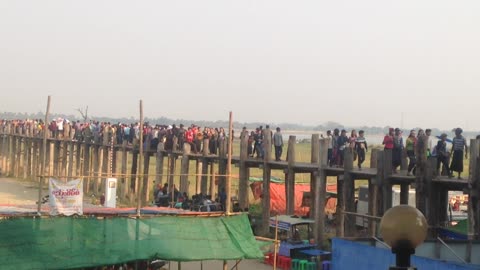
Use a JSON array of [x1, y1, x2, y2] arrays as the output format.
[[1, 125, 479, 251]]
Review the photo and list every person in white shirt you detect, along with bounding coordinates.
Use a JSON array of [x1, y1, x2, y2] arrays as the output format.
[[273, 127, 284, 161]]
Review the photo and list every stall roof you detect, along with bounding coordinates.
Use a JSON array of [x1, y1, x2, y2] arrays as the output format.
[[269, 215, 315, 230]]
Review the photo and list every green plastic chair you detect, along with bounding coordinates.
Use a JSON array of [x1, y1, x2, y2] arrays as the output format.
[[299, 259, 309, 270], [306, 261, 316, 270], [291, 259, 301, 270]]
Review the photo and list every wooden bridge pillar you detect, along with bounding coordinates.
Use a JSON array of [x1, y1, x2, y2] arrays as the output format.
[[201, 139, 209, 195], [120, 140, 129, 200], [24, 138, 30, 179], [14, 136, 21, 178], [261, 128, 272, 236], [469, 139, 480, 240], [367, 150, 382, 236], [382, 149, 393, 213], [180, 143, 191, 194], [0, 129, 6, 175], [6, 132, 12, 176], [168, 153, 176, 196], [285, 136, 296, 215], [415, 134, 429, 215], [218, 140, 227, 194], [336, 174, 344, 237], [31, 139, 38, 180], [401, 148, 408, 171], [142, 135, 152, 205], [9, 135, 16, 177], [155, 142, 165, 187], [400, 183, 409, 205], [343, 147, 355, 237], [54, 140, 61, 178], [314, 138, 328, 249], [238, 133, 249, 210], [375, 151, 385, 217], [48, 141, 54, 180], [75, 142, 81, 177], [130, 147, 138, 194], [83, 143, 91, 194], [61, 140, 68, 180], [209, 162, 216, 198], [94, 145, 102, 194], [310, 134, 320, 219], [67, 141, 74, 179], [195, 159, 202, 195]]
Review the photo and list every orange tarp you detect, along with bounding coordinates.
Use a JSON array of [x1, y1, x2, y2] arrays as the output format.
[[251, 182, 337, 216]]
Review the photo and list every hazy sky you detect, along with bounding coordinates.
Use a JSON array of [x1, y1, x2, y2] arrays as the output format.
[[1, 1, 479, 130]]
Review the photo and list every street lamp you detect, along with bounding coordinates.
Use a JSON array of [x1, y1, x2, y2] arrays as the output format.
[[380, 205, 428, 270]]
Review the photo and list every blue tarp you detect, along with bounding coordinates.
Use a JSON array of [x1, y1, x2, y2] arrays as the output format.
[[332, 238, 480, 270]]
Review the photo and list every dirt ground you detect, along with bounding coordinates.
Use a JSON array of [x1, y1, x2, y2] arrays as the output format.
[[0, 177, 42, 205], [164, 260, 273, 270]]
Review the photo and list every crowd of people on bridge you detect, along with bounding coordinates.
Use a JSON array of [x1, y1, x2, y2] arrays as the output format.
[[323, 126, 476, 180], [0, 118, 287, 160], [381, 127, 470, 179], [0, 118, 235, 154], [1, 119, 477, 179], [325, 129, 368, 170]]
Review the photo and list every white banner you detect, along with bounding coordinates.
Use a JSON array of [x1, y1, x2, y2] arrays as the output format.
[[49, 178, 83, 216]]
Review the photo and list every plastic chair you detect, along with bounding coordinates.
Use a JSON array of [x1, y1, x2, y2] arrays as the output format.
[[291, 259, 301, 270], [322, 260, 331, 270], [278, 256, 292, 269], [299, 259, 309, 270], [306, 261, 316, 270], [264, 252, 274, 265]]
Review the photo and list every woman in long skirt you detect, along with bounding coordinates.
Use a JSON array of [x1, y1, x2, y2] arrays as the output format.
[[450, 128, 468, 179]]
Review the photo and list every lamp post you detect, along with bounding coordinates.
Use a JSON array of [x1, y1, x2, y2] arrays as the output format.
[[380, 205, 428, 270]]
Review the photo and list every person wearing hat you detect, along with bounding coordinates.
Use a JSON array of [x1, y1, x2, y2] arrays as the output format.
[[436, 133, 452, 177], [450, 128, 468, 179]]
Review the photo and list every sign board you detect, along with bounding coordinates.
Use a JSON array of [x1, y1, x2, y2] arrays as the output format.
[[105, 178, 117, 208], [49, 178, 83, 216]]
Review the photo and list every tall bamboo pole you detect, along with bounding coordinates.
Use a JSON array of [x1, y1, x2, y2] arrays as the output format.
[[226, 111, 233, 214], [37, 96, 51, 214], [223, 111, 234, 270], [136, 100, 144, 217], [273, 215, 279, 270]]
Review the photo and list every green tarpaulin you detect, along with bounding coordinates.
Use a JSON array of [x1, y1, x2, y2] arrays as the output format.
[[449, 219, 468, 235], [0, 214, 263, 270]]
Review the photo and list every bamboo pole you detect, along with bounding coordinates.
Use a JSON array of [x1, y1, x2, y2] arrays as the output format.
[[37, 96, 51, 214], [220, 112, 234, 270], [136, 100, 144, 217], [226, 111, 233, 214]]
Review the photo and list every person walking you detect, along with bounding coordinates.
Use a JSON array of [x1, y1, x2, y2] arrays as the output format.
[[392, 128, 404, 173], [436, 133, 452, 177], [450, 128, 468, 179], [355, 130, 368, 170], [326, 130, 334, 166], [406, 130, 417, 176], [337, 130, 349, 167], [349, 129, 358, 161], [383, 128, 394, 150], [273, 127, 284, 161]]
